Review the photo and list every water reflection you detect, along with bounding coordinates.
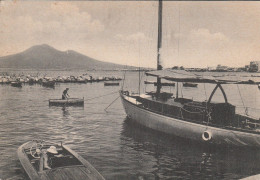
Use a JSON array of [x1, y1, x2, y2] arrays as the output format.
[[62, 106, 70, 117], [120, 118, 260, 179]]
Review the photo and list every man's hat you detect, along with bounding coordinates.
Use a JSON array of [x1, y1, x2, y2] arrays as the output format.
[[47, 146, 58, 154]]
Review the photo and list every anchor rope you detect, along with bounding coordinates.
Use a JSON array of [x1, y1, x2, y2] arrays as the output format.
[[84, 91, 119, 101], [104, 96, 120, 112]]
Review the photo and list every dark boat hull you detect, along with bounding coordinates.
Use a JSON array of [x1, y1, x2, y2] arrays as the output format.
[[49, 98, 84, 106], [11, 82, 22, 87], [42, 81, 55, 88], [104, 82, 119, 86], [183, 83, 198, 87]]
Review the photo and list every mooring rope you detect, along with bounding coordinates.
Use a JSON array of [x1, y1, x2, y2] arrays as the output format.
[[104, 96, 120, 112], [85, 91, 119, 101]]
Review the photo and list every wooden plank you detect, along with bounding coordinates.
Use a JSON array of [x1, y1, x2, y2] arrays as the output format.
[[79, 166, 104, 180], [63, 145, 105, 180], [62, 167, 91, 180]]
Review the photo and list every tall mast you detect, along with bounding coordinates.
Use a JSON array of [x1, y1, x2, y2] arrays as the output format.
[[156, 0, 163, 96]]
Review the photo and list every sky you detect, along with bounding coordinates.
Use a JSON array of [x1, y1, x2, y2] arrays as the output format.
[[1, 1, 260, 68]]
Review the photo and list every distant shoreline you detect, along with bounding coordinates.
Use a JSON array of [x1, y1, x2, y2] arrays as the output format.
[[0, 67, 259, 73], [0, 68, 150, 72]]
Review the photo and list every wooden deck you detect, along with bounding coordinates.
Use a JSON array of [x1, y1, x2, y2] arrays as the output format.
[[39, 165, 102, 180]]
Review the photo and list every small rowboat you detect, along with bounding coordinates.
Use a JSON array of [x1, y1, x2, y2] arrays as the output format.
[[17, 140, 105, 180], [49, 98, 84, 106]]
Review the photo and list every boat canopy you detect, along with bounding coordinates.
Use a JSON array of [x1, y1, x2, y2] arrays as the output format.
[[146, 69, 260, 84]]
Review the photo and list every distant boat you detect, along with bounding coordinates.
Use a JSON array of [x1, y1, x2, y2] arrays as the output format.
[[11, 81, 22, 87], [42, 80, 55, 88], [104, 82, 119, 86], [49, 98, 84, 106], [144, 81, 155, 85], [183, 82, 198, 87], [17, 140, 105, 180], [144, 81, 175, 86], [155, 82, 175, 87]]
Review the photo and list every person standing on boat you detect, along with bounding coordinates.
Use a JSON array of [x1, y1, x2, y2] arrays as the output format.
[[62, 88, 70, 99]]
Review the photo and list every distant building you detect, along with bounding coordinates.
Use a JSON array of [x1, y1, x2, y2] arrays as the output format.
[[216, 64, 228, 72], [249, 61, 260, 72], [207, 66, 216, 71]]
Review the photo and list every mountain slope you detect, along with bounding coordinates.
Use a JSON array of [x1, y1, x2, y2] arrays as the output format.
[[0, 44, 132, 70]]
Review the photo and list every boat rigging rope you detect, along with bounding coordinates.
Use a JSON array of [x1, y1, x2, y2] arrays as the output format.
[[121, 69, 126, 90], [85, 91, 119, 102], [145, 76, 147, 93], [104, 96, 120, 112], [236, 84, 248, 116]]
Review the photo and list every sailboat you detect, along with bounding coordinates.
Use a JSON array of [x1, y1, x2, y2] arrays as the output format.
[[120, 0, 260, 147]]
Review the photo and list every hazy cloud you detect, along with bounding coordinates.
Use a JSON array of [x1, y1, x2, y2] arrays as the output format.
[[115, 32, 152, 43], [1, 1, 260, 68]]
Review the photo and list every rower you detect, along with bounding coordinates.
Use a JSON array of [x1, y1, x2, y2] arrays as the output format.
[[62, 88, 70, 100]]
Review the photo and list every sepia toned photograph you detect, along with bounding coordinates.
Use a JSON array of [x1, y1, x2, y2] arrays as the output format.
[[0, 0, 260, 179]]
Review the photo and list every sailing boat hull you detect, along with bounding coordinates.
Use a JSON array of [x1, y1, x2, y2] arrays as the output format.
[[120, 92, 260, 147]]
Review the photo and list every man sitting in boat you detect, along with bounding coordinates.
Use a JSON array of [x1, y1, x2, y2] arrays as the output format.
[[62, 88, 70, 100], [36, 146, 63, 170]]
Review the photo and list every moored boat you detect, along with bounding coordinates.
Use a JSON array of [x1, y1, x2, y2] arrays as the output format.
[[144, 81, 175, 86], [120, 0, 260, 148], [104, 82, 120, 86], [49, 98, 84, 106], [42, 80, 55, 88], [183, 82, 198, 87], [17, 140, 105, 180], [11, 81, 22, 87]]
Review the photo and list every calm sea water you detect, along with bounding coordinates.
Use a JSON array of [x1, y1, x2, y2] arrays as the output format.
[[0, 70, 259, 180]]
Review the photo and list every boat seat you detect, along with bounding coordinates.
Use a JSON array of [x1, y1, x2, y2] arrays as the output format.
[[49, 155, 81, 169]]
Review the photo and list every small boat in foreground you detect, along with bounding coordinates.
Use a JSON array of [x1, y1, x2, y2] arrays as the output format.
[[17, 140, 105, 180], [241, 173, 260, 180], [49, 98, 84, 106], [104, 82, 119, 86]]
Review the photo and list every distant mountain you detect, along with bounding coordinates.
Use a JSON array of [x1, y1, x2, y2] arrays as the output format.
[[0, 44, 136, 70]]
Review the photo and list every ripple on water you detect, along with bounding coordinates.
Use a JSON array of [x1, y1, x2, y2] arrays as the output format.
[[0, 71, 259, 180]]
